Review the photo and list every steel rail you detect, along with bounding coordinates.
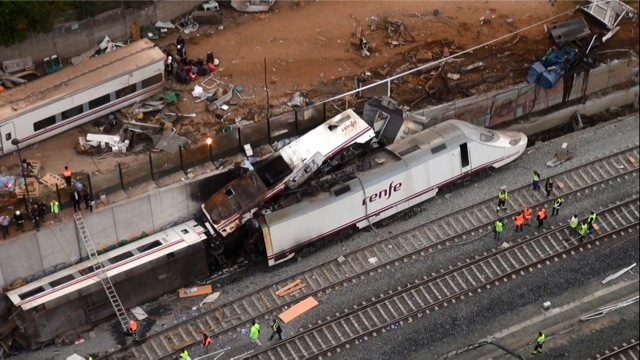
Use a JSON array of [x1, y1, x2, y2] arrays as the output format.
[[101, 145, 639, 359], [252, 198, 639, 359], [591, 339, 640, 359]]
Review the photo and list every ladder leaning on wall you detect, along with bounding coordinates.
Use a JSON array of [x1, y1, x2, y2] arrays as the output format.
[[73, 212, 130, 332]]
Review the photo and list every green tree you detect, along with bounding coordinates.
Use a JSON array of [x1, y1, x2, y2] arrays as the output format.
[[71, 0, 102, 21], [0, 1, 54, 47]]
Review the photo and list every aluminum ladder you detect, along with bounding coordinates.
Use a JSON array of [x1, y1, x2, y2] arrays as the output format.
[[74, 212, 130, 331]]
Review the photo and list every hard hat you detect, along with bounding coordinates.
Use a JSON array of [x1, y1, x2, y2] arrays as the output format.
[[15, 211, 20, 215]]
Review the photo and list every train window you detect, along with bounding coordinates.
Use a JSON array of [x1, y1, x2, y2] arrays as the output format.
[[224, 188, 235, 198], [460, 143, 469, 167], [431, 144, 447, 154], [116, 84, 137, 99], [333, 185, 351, 197], [5, 133, 11, 141], [18, 286, 46, 301], [141, 73, 163, 89], [136, 240, 163, 253], [180, 229, 190, 234], [398, 144, 420, 157], [89, 94, 111, 110], [49, 274, 76, 288], [61, 105, 83, 121], [480, 132, 495, 142], [109, 251, 134, 264], [33, 115, 56, 132]]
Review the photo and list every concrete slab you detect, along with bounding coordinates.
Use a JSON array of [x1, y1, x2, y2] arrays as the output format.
[[148, 184, 190, 229], [82, 208, 118, 253], [112, 197, 154, 241], [0, 235, 43, 283], [585, 65, 609, 94], [37, 222, 81, 269]]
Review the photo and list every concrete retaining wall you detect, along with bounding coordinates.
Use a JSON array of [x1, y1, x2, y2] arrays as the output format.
[[0, 1, 201, 63]]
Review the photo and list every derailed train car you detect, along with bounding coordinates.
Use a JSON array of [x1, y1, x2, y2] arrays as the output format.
[[5, 221, 211, 347], [206, 112, 527, 266]]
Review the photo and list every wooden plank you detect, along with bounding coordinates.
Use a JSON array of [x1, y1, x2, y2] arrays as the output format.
[[14, 178, 39, 197], [275, 279, 302, 296], [278, 283, 306, 297], [592, 223, 601, 233], [627, 155, 638, 166], [556, 180, 564, 189], [178, 285, 213, 298], [279, 297, 319, 323]]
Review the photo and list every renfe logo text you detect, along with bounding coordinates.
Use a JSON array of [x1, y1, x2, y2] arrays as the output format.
[[362, 181, 402, 206]]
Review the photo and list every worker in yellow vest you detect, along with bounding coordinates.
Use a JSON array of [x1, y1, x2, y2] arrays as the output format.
[[532, 331, 545, 354]]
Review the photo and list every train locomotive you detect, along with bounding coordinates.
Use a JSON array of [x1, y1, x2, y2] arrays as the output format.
[[207, 112, 527, 266]]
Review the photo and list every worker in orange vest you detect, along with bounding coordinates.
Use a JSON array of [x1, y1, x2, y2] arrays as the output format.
[[63, 166, 73, 187], [514, 211, 525, 233], [202, 333, 211, 347], [523, 207, 533, 227], [537, 207, 547, 229], [128, 319, 139, 341]]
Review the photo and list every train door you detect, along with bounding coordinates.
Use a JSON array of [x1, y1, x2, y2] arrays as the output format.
[[0, 123, 17, 155], [459, 143, 470, 173]]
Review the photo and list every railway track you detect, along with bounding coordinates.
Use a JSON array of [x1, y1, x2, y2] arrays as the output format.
[[589, 339, 639, 359], [102, 144, 639, 359], [253, 198, 640, 359]]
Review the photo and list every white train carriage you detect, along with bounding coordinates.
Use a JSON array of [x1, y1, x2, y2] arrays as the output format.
[[260, 120, 527, 265], [0, 38, 165, 155], [5, 220, 209, 347]]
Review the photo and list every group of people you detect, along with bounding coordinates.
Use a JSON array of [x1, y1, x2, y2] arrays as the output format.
[[164, 35, 218, 84], [494, 170, 598, 243], [2, 199, 60, 236], [71, 189, 94, 213]]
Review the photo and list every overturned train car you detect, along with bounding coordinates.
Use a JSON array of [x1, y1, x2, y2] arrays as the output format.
[[5, 221, 213, 347]]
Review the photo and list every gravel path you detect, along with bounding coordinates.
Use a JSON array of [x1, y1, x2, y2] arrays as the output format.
[[15, 114, 639, 359]]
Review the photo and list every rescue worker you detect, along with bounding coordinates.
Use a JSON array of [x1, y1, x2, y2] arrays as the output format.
[[13, 210, 25, 231], [496, 189, 508, 212], [165, 55, 174, 80], [532, 331, 545, 355], [537, 207, 547, 229], [202, 333, 211, 347], [83, 191, 94, 213], [180, 349, 191, 359], [587, 210, 597, 231], [250, 320, 261, 345], [494, 219, 503, 240], [532, 170, 541, 190], [30, 203, 40, 231], [523, 206, 533, 226], [38, 201, 47, 222], [578, 222, 588, 243], [63, 166, 73, 187], [176, 35, 186, 49], [359, 37, 370, 57], [551, 196, 563, 216], [128, 319, 139, 341], [50, 199, 60, 219], [569, 214, 579, 235], [544, 177, 554, 197], [269, 318, 283, 341], [514, 211, 524, 233]]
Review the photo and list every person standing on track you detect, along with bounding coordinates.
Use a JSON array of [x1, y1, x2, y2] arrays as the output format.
[[551, 196, 563, 216], [250, 320, 261, 346], [537, 207, 547, 229], [545, 177, 554, 197], [532, 331, 545, 355], [587, 210, 597, 231], [578, 222, 588, 243], [532, 170, 541, 191], [128, 319, 139, 341], [514, 212, 524, 233], [494, 219, 504, 240], [569, 214, 579, 235], [523, 206, 533, 227], [269, 318, 283, 341], [496, 189, 508, 212], [202, 333, 211, 348]]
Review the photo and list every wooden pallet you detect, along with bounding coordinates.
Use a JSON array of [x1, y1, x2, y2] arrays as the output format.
[[14, 178, 40, 197], [40, 173, 66, 191]]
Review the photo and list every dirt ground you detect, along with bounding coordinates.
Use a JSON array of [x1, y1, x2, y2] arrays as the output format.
[[1, 0, 638, 205]]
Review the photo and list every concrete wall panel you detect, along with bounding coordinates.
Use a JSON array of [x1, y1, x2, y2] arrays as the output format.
[[112, 197, 154, 241], [569, 72, 587, 100], [585, 66, 609, 94], [149, 184, 190, 229], [37, 222, 82, 269], [0, 236, 43, 283], [82, 208, 118, 254]]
